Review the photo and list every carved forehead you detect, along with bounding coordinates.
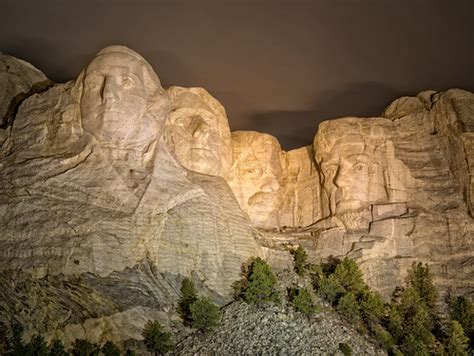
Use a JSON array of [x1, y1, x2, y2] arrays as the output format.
[[86, 53, 145, 77], [231, 131, 283, 172], [82, 45, 163, 93], [314, 118, 390, 161], [168, 86, 231, 136]]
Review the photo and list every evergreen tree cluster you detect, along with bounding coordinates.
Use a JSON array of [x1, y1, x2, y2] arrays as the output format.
[[3, 249, 473, 356], [177, 277, 221, 332], [233, 257, 280, 305], [0, 322, 125, 356], [307, 256, 473, 355]]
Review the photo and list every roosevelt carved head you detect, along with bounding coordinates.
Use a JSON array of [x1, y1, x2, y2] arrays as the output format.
[[314, 118, 396, 218], [227, 131, 284, 228], [79, 45, 165, 151], [165, 86, 232, 177]]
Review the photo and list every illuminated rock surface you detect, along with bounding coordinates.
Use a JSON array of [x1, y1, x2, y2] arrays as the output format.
[[0, 46, 472, 347]]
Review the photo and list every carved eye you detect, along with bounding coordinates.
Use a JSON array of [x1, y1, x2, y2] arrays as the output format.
[[122, 76, 135, 89], [353, 162, 367, 171], [85, 81, 100, 91]]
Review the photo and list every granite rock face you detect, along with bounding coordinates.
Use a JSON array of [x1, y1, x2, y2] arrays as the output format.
[[0, 46, 262, 345], [0, 46, 472, 346], [0, 52, 51, 128], [308, 89, 473, 297]]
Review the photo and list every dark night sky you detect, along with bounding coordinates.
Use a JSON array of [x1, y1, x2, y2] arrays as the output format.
[[1, 0, 473, 149]]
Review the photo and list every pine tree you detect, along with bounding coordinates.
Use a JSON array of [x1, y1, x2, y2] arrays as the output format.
[[190, 297, 221, 332], [446, 320, 469, 356], [291, 245, 308, 276], [406, 262, 438, 310], [337, 292, 360, 323], [101, 340, 120, 356], [243, 257, 280, 304], [48, 339, 68, 356], [449, 295, 474, 349], [178, 277, 198, 324], [25, 335, 48, 356], [10, 322, 26, 356], [291, 288, 316, 315], [142, 320, 173, 356], [70, 339, 100, 356]]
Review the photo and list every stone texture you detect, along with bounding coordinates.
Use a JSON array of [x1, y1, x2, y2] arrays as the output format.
[[0, 46, 473, 347], [0, 46, 263, 343], [227, 131, 285, 229], [308, 89, 474, 299], [165, 86, 232, 177], [0, 52, 51, 127]]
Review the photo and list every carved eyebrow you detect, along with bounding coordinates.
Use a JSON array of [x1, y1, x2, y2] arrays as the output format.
[[347, 153, 370, 161], [85, 69, 144, 84]]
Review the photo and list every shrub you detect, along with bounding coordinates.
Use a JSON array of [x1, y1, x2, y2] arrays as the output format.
[[25, 334, 48, 356], [101, 340, 121, 356], [125, 349, 136, 356], [291, 245, 308, 276], [337, 292, 360, 323], [178, 277, 198, 324], [190, 296, 221, 332], [142, 320, 173, 355], [446, 320, 469, 356], [291, 288, 316, 316], [243, 257, 280, 305], [338, 342, 352, 355], [70, 339, 100, 356], [48, 339, 68, 356]]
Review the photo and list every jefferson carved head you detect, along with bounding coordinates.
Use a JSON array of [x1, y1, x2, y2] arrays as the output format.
[[165, 86, 232, 177], [79, 45, 165, 150], [227, 131, 284, 228], [314, 118, 403, 218]]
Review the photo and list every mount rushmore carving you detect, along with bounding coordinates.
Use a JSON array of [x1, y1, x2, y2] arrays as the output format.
[[0, 46, 472, 343]]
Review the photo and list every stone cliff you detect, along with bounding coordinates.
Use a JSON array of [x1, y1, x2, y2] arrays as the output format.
[[0, 46, 472, 345]]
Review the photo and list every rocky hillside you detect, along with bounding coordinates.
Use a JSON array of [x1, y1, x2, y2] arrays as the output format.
[[175, 300, 384, 355]]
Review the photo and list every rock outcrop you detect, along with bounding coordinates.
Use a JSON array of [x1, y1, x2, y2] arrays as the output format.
[[0, 46, 472, 346], [0, 52, 51, 128], [306, 89, 473, 297], [0, 46, 263, 344]]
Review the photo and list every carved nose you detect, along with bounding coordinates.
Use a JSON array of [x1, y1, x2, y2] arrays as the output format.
[[260, 176, 280, 192], [192, 119, 209, 138], [102, 77, 120, 104]]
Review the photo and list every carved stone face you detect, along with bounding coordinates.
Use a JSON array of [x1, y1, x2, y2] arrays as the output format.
[[315, 120, 389, 217], [319, 141, 386, 215], [80, 49, 159, 150], [165, 87, 231, 177], [228, 131, 284, 228]]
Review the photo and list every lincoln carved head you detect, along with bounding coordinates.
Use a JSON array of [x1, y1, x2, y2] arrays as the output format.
[[227, 131, 284, 228], [164, 86, 232, 177], [314, 119, 393, 218], [79, 45, 165, 151]]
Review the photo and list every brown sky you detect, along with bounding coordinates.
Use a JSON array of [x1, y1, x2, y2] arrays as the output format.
[[1, 0, 473, 149]]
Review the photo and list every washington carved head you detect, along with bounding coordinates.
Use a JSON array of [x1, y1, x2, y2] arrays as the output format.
[[78, 45, 165, 151], [164, 87, 232, 177], [227, 131, 284, 228], [314, 118, 408, 220]]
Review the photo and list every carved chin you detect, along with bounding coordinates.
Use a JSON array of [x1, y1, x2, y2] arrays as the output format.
[[182, 155, 220, 176]]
